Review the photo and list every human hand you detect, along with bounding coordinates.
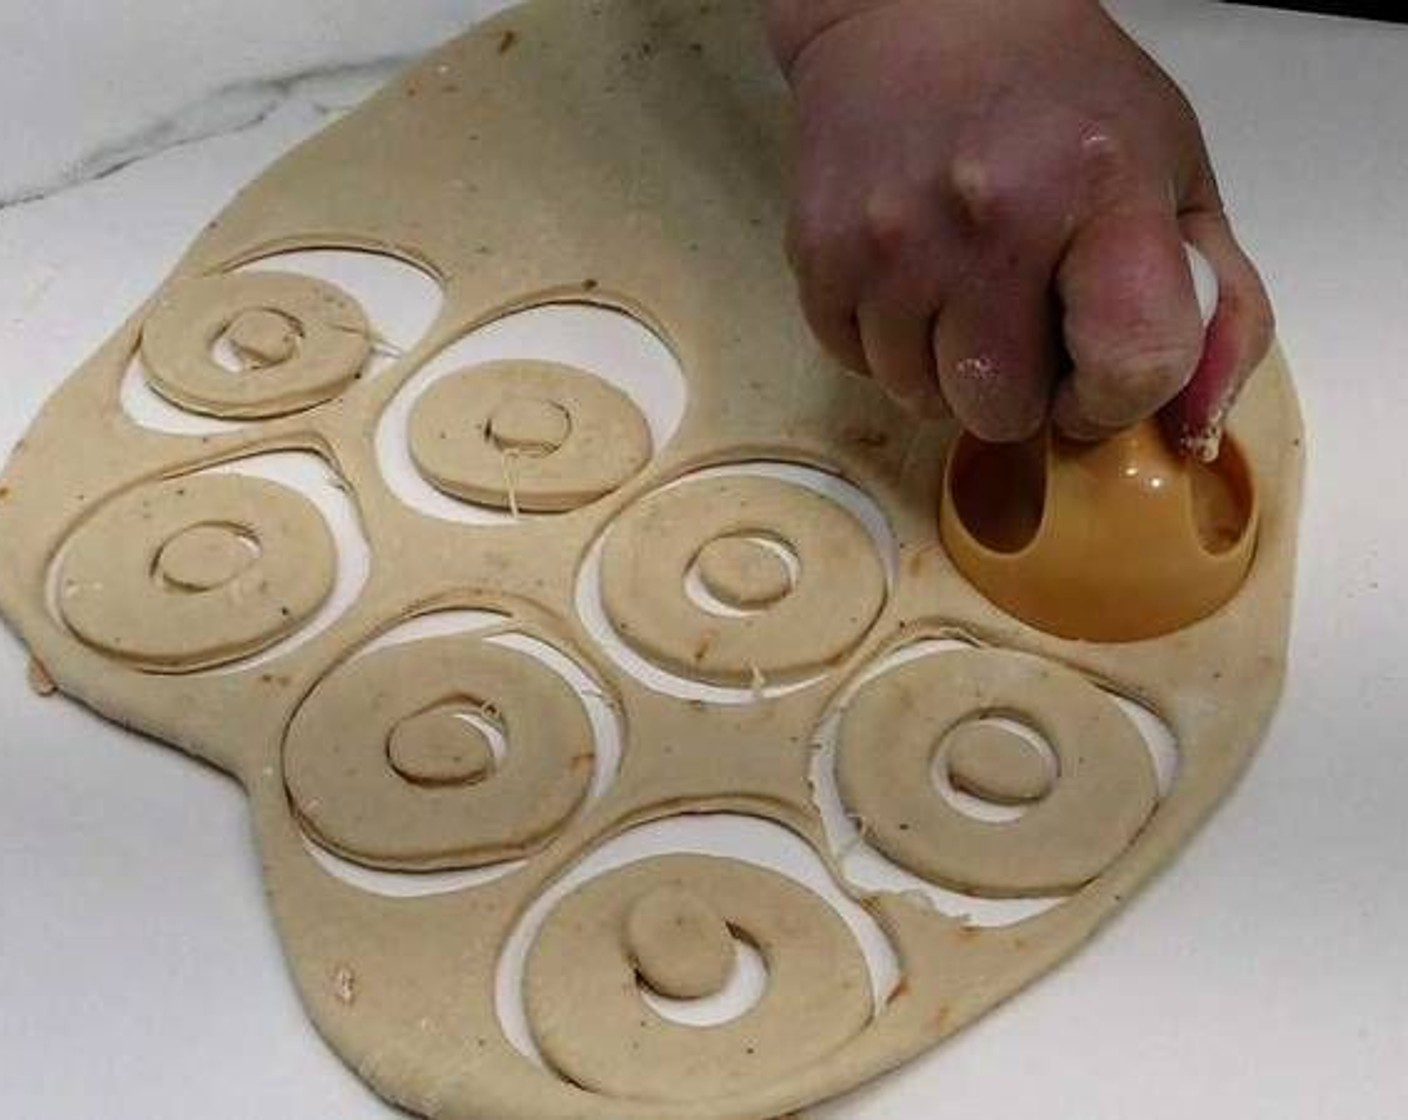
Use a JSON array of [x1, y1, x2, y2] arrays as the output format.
[[766, 0, 1273, 458]]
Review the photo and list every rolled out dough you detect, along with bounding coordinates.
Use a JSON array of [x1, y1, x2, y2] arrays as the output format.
[[0, 2, 1303, 1118]]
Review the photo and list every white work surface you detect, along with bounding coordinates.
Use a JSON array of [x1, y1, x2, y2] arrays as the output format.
[[1, 2, 1405, 1117]]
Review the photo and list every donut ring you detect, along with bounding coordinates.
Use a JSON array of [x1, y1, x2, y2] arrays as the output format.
[[836, 648, 1159, 898], [141, 271, 372, 418], [600, 475, 886, 685], [283, 634, 595, 870], [57, 473, 335, 672], [408, 361, 652, 512], [523, 854, 871, 1102]]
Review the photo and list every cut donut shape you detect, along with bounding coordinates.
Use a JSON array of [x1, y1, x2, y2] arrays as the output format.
[[56, 474, 334, 672], [600, 475, 886, 686], [141, 271, 371, 418], [409, 360, 652, 513]]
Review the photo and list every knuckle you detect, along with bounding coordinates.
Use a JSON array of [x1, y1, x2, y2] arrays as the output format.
[[862, 185, 918, 251], [1078, 126, 1135, 182], [947, 155, 1003, 228]]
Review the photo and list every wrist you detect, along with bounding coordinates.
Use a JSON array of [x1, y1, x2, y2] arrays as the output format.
[[764, 0, 898, 75], [765, 0, 1111, 78]]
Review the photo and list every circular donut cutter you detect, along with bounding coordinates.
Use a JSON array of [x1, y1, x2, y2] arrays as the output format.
[[940, 419, 1259, 642]]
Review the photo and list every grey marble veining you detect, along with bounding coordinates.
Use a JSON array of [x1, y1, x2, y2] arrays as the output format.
[[1, 57, 411, 213], [0, 0, 513, 208]]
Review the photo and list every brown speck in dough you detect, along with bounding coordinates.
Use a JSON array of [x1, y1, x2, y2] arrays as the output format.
[[844, 427, 889, 450], [498, 29, 519, 54]]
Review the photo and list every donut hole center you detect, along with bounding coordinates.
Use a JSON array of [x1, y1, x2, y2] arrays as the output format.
[[627, 887, 768, 1027], [155, 523, 261, 592], [386, 700, 506, 788], [686, 534, 799, 617], [931, 717, 1057, 823], [487, 396, 572, 458], [215, 308, 304, 371]]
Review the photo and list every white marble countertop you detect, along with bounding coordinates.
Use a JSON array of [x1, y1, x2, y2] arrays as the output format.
[[2, 2, 1406, 1118]]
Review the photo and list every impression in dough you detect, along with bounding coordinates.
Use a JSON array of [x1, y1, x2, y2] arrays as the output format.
[[0, 2, 1303, 1118]]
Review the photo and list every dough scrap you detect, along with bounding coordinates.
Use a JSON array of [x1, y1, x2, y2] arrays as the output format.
[[26, 657, 57, 698], [625, 884, 736, 999], [696, 536, 794, 609], [226, 308, 302, 368], [946, 721, 1054, 805], [386, 704, 498, 787], [157, 523, 260, 591]]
